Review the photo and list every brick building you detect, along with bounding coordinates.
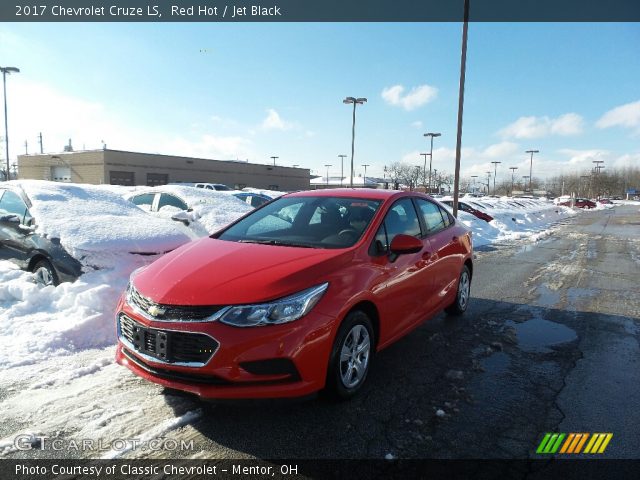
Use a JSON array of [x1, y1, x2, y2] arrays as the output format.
[[17, 149, 310, 191]]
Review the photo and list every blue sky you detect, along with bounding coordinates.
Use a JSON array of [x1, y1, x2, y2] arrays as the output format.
[[1, 22, 639, 184]]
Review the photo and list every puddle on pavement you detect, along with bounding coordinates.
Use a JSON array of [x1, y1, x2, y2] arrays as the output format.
[[506, 318, 577, 353], [481, 351, 510, 375]]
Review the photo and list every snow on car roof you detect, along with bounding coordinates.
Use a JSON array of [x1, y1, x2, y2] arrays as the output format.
[[11, 180, 192, 257], [124, 184, 248, 207]]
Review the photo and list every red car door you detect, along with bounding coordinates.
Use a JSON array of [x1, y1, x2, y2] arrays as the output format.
[[415, 199, 461, 308], [369, 198, 434, 344]]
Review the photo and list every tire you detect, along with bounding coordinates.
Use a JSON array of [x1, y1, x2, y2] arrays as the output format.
[[325, 311, 374, 400], [445, 265, 471, 316], [32, 259, 59, 286]]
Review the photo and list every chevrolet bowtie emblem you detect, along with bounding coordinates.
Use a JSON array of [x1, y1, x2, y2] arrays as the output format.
[[147, 305, 165, 317]]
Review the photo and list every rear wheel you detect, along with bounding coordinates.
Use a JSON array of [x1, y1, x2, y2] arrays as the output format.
[[445, 265, 471, 316], [32, 259, 59, 286], [326, 311, 374, 400]]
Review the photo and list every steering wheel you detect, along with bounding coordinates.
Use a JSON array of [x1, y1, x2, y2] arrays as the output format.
[[338, 228, 358, 237]]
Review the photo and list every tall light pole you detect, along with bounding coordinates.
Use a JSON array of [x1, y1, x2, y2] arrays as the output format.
[[338, 154, 347, 187], [471, 175, 478, 194], [361, 164, 370, 187], [1, 66, 20, 181], [509, 166, 518, 196], [525, 149, 539, 193], [434, 168, 439, 194], [324, 164, 332, 187], [452, 0, 470, 217], [592, 160, 604, 199], [420, 153, 429, 190], [423, 132, 441, 193], [491, 161, 501, 196], [522, 175, 530, 193], [485, 171, 491, 195], [343, 97, 367, 187], [270, 156, 278, 166]]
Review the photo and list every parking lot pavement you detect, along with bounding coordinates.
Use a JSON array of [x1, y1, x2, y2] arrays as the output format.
[[0, 206, 638, 461]]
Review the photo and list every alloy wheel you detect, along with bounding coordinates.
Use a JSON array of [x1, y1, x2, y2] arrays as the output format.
[[339, 324, 371, 388]]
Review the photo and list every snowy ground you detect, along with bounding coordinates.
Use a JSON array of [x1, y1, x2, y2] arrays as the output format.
[[0, 194, 606, 458]]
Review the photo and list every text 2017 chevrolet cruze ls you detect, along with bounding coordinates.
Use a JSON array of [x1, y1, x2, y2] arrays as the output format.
[[115, 189, 473, 399]]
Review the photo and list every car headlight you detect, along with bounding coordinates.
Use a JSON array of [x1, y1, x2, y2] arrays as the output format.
[[218, 283, 329, 327]]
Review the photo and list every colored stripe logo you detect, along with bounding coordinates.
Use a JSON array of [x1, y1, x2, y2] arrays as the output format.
[[536, 433, 613, 454]]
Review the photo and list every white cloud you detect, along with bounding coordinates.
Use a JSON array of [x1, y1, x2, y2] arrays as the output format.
[[557, 148, 609, 166], [499, 113, 584, 139], [162, 134, 252, 160], [481, 141, 519, 159], [411, 120, 423, 129], [596, 100, 640, 134], [550, 113, 584, 136], [261, 109, 293, 131], [381, 84, 438, 111], [612, 152, 640, 168]]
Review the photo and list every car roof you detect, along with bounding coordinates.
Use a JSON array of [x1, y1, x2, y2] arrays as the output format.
[[285, 188, 429, 201]]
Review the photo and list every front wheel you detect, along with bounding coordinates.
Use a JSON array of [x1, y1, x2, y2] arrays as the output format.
[[326, 311, 374, 400], [445, 265, 471, 316], [32, 259, 59, 286]]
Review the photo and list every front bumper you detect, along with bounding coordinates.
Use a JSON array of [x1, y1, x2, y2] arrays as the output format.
[[114, 298, 336, 399]]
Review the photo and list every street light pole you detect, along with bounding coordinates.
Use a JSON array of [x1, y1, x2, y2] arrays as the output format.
[[420, 153, 429, 190], [338, 154, 347, 187], [324, 164, 332, 187], [1, 66, 20, 181], [485, 171, 491, 195], [343, 97, 367, 188], [491, 161, 501, 196], [509, 166, 518, 196], [470, 175, 478, 194], [525, 149, 539, 193], [361, 164, 370, 187], [270, 156, 278, 166], [423, 132, 441, 193], [592, 160, 604, 199]]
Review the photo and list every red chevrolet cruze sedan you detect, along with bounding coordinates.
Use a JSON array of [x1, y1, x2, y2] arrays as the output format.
[[115, 189, 473, 399]]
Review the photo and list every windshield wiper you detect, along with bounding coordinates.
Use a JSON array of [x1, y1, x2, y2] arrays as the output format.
[[237, 239, 314, 248]]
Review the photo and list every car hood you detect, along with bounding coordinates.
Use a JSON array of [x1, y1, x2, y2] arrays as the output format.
[[133, 237, 354, 305]]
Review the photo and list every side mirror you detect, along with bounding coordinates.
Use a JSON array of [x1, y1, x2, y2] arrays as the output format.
[[0, 214, 20, 224], [171, 211, 191, 226], [390, 234, 423, 255]]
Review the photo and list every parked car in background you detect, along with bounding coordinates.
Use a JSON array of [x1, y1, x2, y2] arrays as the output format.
[[125, 184, 253, 234], [116, 189, 473, 400], [557, 198, 596, 209], [0, 181, 193, 286], [441, 200, 494, 222], [233, 192, 272, 208], [598, 198, 613, 205], [196, 183, 233, 191]]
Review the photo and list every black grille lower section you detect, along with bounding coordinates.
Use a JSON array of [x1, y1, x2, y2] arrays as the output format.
[[128, 285, 224, 321], [119, 314, 218, 364]]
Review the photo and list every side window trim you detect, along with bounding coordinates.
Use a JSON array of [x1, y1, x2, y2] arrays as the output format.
[[415, 198, 450, 236]]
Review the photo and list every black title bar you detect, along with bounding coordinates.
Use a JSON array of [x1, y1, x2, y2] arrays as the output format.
[[2, 0, 640, 22]]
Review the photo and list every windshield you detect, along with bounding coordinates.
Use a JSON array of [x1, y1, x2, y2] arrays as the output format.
[[217, 196, 381, 249]]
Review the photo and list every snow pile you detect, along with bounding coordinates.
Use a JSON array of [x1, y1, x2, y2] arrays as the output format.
[[441, 197, 576, 247], [0, 257, 149, 369], [14, 180, 192, 265]]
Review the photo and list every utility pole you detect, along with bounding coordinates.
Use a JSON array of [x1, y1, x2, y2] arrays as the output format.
[[486, 171, 491, 195], [509, 166, 518, 196], [38, 132, 43, 153], [361, 164, 370, 187], [452, 0, 469, 217], [423, 132, 441, 193], [491, 161, 501, 196], [338, 154, 347, 187], [324, 164, 332, 187], [24, 139, 28, 154], [525, 150, 539, 193], [270, 156, 278, 166]]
